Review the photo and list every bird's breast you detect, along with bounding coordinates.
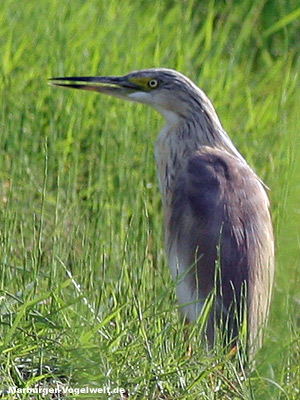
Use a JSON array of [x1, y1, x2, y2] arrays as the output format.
[[155, 127, 173, 200], [155, 124, 190, 204]]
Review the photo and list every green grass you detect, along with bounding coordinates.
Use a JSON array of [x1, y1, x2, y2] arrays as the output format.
[[0, 0, 300, 398]]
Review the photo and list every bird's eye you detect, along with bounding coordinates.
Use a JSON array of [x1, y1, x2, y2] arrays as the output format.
[[148, 79, 159, 89]]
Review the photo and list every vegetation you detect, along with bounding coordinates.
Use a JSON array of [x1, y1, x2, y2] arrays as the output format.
[[0, 0, 299, 398]]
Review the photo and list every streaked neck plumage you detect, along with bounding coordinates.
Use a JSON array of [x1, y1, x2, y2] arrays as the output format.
[[154, 90, 247, 203]]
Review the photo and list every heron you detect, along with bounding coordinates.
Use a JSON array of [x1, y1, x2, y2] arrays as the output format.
[[51, 68, 274, 357]]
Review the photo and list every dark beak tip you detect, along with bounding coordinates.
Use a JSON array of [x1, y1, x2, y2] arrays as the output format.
[[48, 75, 138, 92]]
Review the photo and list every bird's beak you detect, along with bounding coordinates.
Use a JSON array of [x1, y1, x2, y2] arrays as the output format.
[[49, 75, 142, 99]]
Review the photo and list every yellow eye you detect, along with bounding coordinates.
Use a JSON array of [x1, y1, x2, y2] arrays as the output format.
[[148, 79, 159, 89]]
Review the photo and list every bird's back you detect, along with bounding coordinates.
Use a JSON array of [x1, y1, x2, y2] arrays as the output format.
[[166, 146, 274, 354]]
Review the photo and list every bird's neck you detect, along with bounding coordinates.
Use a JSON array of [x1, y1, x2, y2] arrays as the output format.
[[155, 115, 245, 204]]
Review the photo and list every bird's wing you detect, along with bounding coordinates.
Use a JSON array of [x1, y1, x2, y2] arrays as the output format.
[[167, 146, 274, 347]]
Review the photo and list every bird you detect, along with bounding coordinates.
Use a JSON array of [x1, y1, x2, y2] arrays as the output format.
[[50, 68, 274, 358]]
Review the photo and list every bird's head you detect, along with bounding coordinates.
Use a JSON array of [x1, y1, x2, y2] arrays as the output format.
[[50, 68, 203, 125]]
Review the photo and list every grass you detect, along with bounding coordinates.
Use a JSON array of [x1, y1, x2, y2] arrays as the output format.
[[0, 0, 300, 398]]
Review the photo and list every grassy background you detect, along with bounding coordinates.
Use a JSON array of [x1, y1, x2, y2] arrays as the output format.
[[0, 0, 300, 398]]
